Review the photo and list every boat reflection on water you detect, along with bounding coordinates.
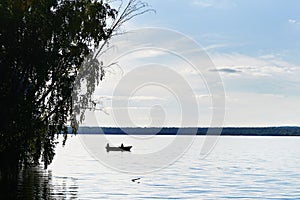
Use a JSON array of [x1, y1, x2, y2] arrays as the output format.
[[106, 143, 132, 152]]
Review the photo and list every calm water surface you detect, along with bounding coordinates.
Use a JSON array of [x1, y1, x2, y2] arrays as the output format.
[[12, 136, 300, 199]]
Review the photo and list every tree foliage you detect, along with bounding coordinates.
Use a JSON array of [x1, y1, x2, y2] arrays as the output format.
[[0, 0, 151, 174]]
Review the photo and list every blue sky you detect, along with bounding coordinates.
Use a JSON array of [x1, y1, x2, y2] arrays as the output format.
[[132, 0, 300, 58], [86, 0, 300, 127]]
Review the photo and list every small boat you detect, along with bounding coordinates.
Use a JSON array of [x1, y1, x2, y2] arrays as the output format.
[[106, 143, 132, 152]]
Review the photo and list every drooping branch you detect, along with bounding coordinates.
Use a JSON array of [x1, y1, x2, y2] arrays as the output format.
[[71, 0, 154, 126], [95, 0, 155, 58]]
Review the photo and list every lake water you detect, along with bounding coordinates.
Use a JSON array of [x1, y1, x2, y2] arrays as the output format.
[[9, 136, 300, 199]]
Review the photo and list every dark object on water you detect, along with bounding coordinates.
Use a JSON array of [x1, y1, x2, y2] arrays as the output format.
[[106, 143, 132, 152], [131, 177, 141, 183]]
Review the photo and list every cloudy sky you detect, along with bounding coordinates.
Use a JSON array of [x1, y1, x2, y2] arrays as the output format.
[[85, 0, 300, 127]]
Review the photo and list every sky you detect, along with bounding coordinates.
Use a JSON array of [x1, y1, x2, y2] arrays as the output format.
[[83, 0, 300, 127]]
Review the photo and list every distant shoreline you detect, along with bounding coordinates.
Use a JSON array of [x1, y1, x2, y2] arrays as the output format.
[[68, 126, 300, 136]]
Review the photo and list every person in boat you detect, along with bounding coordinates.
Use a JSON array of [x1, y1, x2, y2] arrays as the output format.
[[120, 143, 124, 148], [106, 143, 109, 148]]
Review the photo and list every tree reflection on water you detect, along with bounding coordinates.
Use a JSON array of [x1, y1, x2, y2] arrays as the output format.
[[0, 166, 78, 199]]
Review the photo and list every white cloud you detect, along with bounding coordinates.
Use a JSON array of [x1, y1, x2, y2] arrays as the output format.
[[130, 96, 166, 101], [105, 106, 150, 110], [94, 95, 166, 101], [203, 43, 231, 51], [289, 19, 296, 24], [120, 49, 168, 61], [87, 92, 300, 127], [193, 0, 213, 7], [206, 52, 300, 99], [209, 52, 300, 77], [288, 19, 300, 25], [87, 30, 300, 127], [192, 0, 237, 9], [224, 92, 300, 127], [195, 94, 211, 98]]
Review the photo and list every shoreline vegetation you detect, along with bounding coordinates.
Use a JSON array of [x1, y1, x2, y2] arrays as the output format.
[[69, 126, 300, 136]]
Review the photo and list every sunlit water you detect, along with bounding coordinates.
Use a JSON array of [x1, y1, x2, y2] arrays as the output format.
[[12, 136, 300, 199]]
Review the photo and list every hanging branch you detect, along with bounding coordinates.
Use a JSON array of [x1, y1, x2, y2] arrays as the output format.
[[95, 0, 155, 58], [72, 0, 154, 124]]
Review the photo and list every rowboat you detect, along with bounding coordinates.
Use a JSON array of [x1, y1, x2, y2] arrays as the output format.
[[106, 143, 132, 152]]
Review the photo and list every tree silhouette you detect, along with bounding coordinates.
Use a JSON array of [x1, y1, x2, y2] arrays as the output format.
[[0, 0, 151, 177]]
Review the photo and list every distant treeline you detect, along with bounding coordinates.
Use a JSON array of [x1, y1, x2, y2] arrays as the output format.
[[71, 127, 300, 136]]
